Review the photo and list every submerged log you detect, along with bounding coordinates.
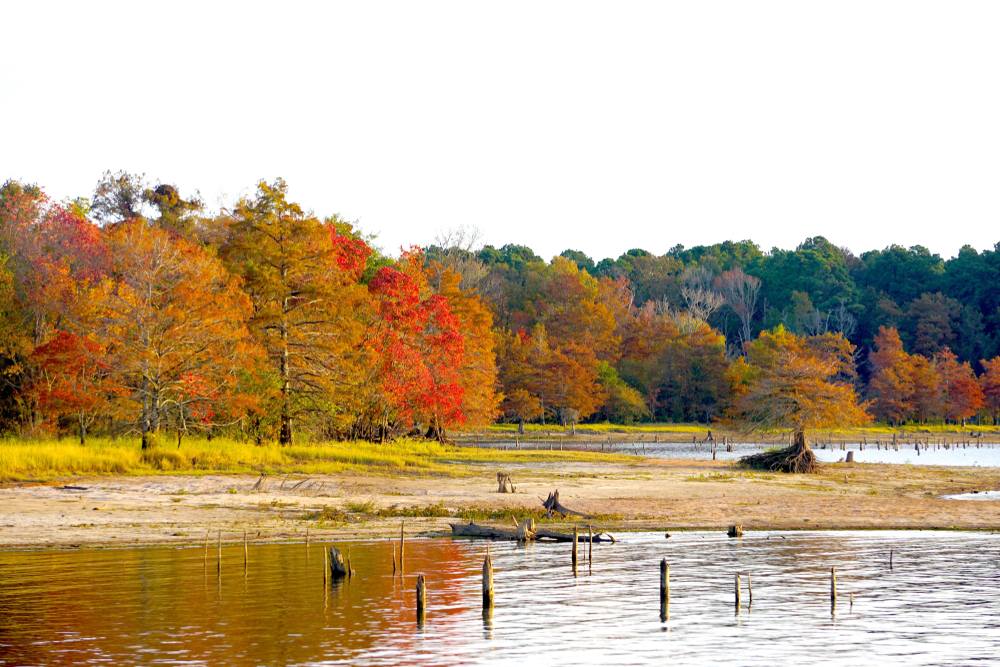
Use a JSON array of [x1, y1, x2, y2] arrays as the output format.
[[449, 521, 615, 543], [541, 490, 595, 520]]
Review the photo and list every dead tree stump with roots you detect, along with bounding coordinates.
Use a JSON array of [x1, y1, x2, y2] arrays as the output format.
[[739, 430, 817, 474], [496, 472, 515, 493]]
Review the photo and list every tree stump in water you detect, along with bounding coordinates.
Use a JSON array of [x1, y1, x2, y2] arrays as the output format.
[[727, 525, 744, 538], [328, 546, 349, 578], [846, 451, 854, 463], [516, 518, 536, 541], [496, 472, 515, 493]]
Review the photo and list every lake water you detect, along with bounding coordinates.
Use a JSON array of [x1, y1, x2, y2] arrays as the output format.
[[472, 439, 1000, 467], [2, 531, 1000, 666]]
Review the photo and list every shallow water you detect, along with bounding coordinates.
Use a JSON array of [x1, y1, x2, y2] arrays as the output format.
[[473, 439, 1000, 467], [2, 531, 1000, 666]]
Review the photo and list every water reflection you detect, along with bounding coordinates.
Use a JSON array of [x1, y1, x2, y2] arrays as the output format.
[[0, 531, 999, 665]]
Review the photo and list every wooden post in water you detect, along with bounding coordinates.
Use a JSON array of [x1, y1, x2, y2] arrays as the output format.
[[890, 548, 893, 569], [850, 593, 854, 610], [392, 542, 397, 574], [416, 575, 427, 625], [306, 526, 310, 549], [572, 527, 579, 576], [830, 567, 837, 603], [748, 573, 753, 605], [324, 545, 329, 585], [660, 560, 670, 602], [735, 574, 741, 608], [217, 530, 222, 573], [204, 529, 210, 562], [483, 548, 494, 609], [347, 546, 354, 579], [588, 525, 593, 564], [243, 529, 248, 567], [400, 521, 405, 573]]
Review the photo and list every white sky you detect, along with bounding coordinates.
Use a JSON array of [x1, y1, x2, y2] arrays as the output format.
[[3, 2, 999, 262]]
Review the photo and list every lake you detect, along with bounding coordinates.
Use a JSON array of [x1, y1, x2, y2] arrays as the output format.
[[2, 530, 999, 665], [471, 439, 1000, 467]]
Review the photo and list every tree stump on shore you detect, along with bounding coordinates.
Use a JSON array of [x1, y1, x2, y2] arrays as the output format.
[[496, 472, 515, 493]]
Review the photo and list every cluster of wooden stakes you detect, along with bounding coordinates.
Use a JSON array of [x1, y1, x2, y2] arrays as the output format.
[[202, 495, 876, 626]]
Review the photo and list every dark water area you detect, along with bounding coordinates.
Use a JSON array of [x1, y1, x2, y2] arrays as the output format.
[[2, 531, 1000, 666]]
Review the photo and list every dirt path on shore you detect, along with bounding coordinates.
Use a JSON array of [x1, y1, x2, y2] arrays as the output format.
[[2, 458, 1000, 549]]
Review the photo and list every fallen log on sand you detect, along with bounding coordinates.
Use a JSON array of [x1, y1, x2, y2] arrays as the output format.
[[541, 489, 595, 520], [449, 520, 615, 543]]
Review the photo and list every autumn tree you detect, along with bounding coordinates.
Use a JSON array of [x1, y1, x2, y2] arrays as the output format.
[[427, 262, 500, 430], [935, 349, 984, 426], [725, 326, 870, 473], [980, 357, 1000, 424], [359, 256, 466, 441], [222, 179, 370, 445], [867, 326, 915, 425], [79, 223, 255, 449], [28, 332, 120, 444], [495, 328, 542, 433]]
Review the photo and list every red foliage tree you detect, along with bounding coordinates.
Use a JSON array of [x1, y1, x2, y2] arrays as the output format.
[[28, 332, 119, 444]]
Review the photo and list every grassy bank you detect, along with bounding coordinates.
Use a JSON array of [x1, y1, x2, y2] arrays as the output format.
[[0, 436, 633, 482]]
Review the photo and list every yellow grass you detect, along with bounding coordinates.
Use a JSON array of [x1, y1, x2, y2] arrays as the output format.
[[0, 435, 632, 481]]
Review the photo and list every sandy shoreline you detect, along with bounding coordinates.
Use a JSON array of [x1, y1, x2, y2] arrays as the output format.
[[2, 457, 1000, 550]]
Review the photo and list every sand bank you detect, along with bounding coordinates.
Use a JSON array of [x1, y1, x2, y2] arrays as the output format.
[[2, 458, 999, 550]]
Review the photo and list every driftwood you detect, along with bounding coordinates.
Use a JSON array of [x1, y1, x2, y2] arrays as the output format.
[[497, 472, 515, 493], [449, 520, 615, 543], [541, 490, 595, 520]]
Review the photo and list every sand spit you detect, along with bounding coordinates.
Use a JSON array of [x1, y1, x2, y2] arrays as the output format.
[[2, 458, 999, 550]]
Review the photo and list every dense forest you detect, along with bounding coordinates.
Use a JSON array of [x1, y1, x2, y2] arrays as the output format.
[[2, 172, 999, 446]]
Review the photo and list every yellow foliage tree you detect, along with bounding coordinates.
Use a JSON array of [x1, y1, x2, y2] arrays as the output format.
[[723, 326, 870, 473]]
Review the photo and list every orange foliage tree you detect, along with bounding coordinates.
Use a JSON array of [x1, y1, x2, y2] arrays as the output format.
[[935, 349, 984, 426], [724, 326, 870, 473], [79, 223, 256, 449], [427, 263, 500, 430], [222, 179, 370, 445], [868, 326, 915, 425], [980, 357, 1000, 424]]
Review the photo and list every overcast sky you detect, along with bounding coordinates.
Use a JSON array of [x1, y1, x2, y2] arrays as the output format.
[[3, 2, 999, 262]]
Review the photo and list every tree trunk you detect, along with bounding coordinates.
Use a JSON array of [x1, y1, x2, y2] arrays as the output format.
[[518, 417, 525, 435], [279, 298, 292, 446], [739, 429, 817, 473], [78, 417, 86, 446]]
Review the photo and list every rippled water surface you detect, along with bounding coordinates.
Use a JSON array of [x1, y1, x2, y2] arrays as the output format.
[[2, 531, 1000, 666]]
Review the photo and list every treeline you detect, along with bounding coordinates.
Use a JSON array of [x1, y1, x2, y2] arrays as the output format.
[[425, 226, 1000, 428], [0, 174, 498, 446], [3, 173, 1000, 446]]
